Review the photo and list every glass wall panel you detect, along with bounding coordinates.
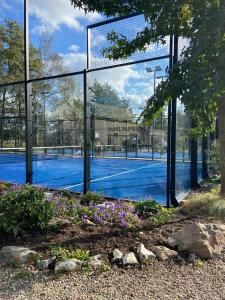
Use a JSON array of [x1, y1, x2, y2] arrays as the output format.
[[175, 101, 192, 199], [0, 1, 24, 85], [32, 74, 84, 192], [197, 137, 203, 181], [0, 117, 26, 185], [0, 83, 26, 183], [89, 60, 169, 204]]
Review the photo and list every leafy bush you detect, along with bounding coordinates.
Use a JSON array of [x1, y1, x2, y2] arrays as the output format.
[[80, 191, 104, 206], [134, 200, 175, 224], [0, 184, 55, 236], [149, 207, 175, 225], [207, 140, 220, 176], [134, 200, 159, 217]]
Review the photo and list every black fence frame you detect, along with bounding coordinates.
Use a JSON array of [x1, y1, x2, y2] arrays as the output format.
[[0, 1, 208, 206]]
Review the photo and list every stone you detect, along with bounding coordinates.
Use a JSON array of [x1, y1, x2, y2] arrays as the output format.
[[137, 243, 156, 261], [0, 246, 37, 265], [88, 255, 104, 268], [83, 219, 96, 226], [38, 257, 56, 271], [188, 253, 198, 263], [112, 249, 123, 263], [55, 258, 82, 272], [168, 223, 225, 258], [123, 252, 138, 265], [48, 217, 70, 227], [151, 246, 178, 261]]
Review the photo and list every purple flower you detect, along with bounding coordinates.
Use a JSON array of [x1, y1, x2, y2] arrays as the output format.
[[82, 214, 88, 222], [93, 215, 101, 223]]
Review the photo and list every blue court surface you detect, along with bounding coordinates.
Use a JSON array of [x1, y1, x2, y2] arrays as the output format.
[[0, 151, 193, 205]]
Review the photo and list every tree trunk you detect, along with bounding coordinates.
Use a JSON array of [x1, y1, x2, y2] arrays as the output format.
[[218, 98, 225, 196]]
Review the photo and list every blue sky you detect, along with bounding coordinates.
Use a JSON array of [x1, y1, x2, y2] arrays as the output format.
[[0, 0, 172, 114]]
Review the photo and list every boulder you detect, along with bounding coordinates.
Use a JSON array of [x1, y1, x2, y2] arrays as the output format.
[[123, 252, 138, 265], [38, 257, 56, 271], [55, 258, 82, 272], [88, 255, 104, 268], [151, 246, 178, 261], [0, 246, 37, 265], [112, 249, 123, 263], [137, 243, 156, 261], [168, 223, 225, 258]]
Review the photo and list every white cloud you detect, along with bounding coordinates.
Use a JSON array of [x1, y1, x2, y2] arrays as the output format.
[[69, 44, 80, 52], [29, 0, 103, 33], [0, 0, 10, 10], [61, 45, 156, 114]]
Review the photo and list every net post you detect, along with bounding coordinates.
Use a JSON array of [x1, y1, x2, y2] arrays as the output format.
[[24, 0, 33, 184], [83, 69, 91, 194], [166, 36, 173, 207], [170, 35, 179, 207]]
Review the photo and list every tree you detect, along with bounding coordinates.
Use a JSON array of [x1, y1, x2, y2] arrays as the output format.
[[90, 80, 132, 120], [71, 0, 225, 196], [0, 20, 44, 147]]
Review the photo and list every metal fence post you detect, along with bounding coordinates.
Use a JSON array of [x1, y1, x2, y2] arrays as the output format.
[[166, 35, 173, 207], [24, 0, 32, 184], [170, 35, 178, 206], [83, 69, 91, 193]]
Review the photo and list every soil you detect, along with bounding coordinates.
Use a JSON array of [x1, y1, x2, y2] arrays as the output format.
[[0, 210, 219, 260]]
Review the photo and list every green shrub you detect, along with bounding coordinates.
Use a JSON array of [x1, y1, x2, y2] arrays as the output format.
[[134, 200, 160, 217], [51, 246, 91, 262], [207, 140, 220, 176], [149, 207, 175, 225], [80, 191, 104, 206], [0, 184, 55, 236], [134, 200, 175, 225]]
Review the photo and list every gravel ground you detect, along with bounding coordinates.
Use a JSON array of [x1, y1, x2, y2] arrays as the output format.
[[1, 254, 225, 300]]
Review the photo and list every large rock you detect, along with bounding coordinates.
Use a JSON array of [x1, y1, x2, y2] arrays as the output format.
[[55, 258, 82, 272], [151, 246, 178, 261], [112, 249, 123, 263], [137, 243, 156, 261], [168, 223, 225, 258], [0, 246, 37, 265], [38, 257, 56, 271], [123, 252, 138, 265]]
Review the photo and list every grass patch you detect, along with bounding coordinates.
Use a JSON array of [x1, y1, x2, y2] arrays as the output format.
[[13, 271, 31, 281], [182, 187, 225, 219]]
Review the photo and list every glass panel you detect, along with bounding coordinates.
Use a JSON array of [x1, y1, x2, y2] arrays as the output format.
[[175, 101, 191, 199], [0, 1, 24, 85], [29, 0, 101, 77], [89, 15, 170, 69], [0, 85, 25, 118], [32, 74, 84, 192], [89, 60, 169, 204], [0, 117, 26, 184], [197, 137, 203, 181]]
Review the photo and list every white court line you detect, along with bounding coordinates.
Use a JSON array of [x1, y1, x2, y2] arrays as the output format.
[[65, 161, 165, 190]]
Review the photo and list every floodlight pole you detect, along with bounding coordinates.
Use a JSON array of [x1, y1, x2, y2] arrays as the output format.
[[24, 0, 33, 183]]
